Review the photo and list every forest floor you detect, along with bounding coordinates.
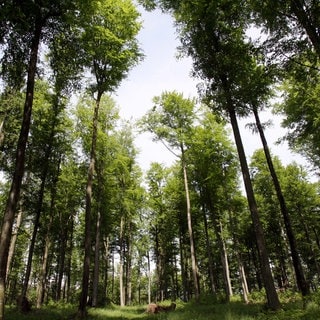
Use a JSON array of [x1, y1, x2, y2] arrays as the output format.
[[5, 292, 320, 320]]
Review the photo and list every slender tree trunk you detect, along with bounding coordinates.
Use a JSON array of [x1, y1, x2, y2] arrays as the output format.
[[92, 210, 101, 307], [207, 195, 232, 300], [181, 147, 200, 301], [119, 216, 125, 307], [219, 221, 233, 300], [36, 215, 52, 308], [227, 105, 280, 310], [65, 215, 74, 303], [21, 178, 46, 304], [0, 20, 42, 320], [201, 203, 216, 294], [229, 209, 249, 303], [56, 227, 67, 301], [147, 251, 151, 304], [21, 121, 58, 307], [0, 119, 4, 146], [6, 206, 23, 283], [126, 232, 132, 305], [238, 255, 249, 303], [212, 213, 232, 301], [78, 93, 102, 317], [102, 236, 109, 302], [253, 107, 309, 296], [38, 156, 61, 307]]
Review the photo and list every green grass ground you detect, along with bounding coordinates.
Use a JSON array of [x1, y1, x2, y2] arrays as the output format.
[[5, 293, 320, 320]]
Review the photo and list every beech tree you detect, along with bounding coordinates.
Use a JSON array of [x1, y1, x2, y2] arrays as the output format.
[[187, 109, 240, 301], [74, 0, 143, 316], [249, 0, 320, 58], [145, 162, 179, 301], [140, 91, 200, 300]]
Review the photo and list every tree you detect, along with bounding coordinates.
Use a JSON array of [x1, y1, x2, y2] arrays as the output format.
[[145, 162, 179, 301], [250, 103, 310, 296], [275, 63, 320, 168], [187, 108, 240, 301], [140, 91, 200, 301], [75, 0, 142, 316], [249, 0, 320, 58], [251, 151, 320, 289]]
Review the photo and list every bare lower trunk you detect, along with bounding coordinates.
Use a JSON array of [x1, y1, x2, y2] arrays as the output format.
[[219, 222, 233, 300], [147, 252, 151, 304], [119, 216, 125, 307], [6, 207, 23, 283], [253, 107, 309, 296], [238, 255, 249, 303], [36, 218, 52, 308], [228, 105, 280, 310], [92, 211, 101, 307], [201, 203, 216, 294], [78, 94, 102, 317], [181, 146, 200, 301]]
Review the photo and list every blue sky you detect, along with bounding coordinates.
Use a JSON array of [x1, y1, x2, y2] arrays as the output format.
[[113, 6, 309, 174]]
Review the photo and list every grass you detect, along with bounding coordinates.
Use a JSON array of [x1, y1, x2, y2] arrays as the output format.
[[4, 293, 320, 320]]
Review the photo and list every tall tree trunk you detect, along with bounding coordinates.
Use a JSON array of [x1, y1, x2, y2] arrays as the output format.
[[219, 221, 233, 300], [207, 195, 232, 300], [228, 105, 280, 310], [238, 255, 249, 303], [126, 232, 132, 305], [6, 206, 23, 283], [92, 210, 101, 307], [36, 215, 52, 308], [0, 19, 42, 320], [78, 92, 102, 317], [201, 202, 216, 294], [253, 107, 309, 296], [181, 146, 200, 301], [179, 222, 188, 301], [102, 236, 109, 303], [21, 104, 59, 308], [119, 215, 125, 307], [56, 225, 67, 301], [147, 251, 151, 304], [37, 162, 61, 308], [65, 214, 74, 303], [229, 209, 249, 303]]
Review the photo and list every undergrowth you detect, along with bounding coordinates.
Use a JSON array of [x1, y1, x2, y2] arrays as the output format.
[[4, 291, 320, 320]]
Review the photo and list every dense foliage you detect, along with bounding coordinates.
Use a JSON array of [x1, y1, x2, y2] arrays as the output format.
[[1, 0, 320, 319]]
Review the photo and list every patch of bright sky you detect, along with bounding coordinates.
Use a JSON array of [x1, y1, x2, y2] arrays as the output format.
[[113, 6, 310, 175]]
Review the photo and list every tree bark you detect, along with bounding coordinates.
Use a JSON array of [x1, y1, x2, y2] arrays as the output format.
[[119, 216, 125, 307], [36, 215, 52, 308], [201, 202, 216, 294], [6, 206, 23, 283], [181, 146, 200, 301], [92, 210, 101, 307], [228, 105, 280, 310], [147, 251, 151, 304], [253, 107, 309, 296], [219, 221, 233, 300], [78, 93, 102, 317]]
